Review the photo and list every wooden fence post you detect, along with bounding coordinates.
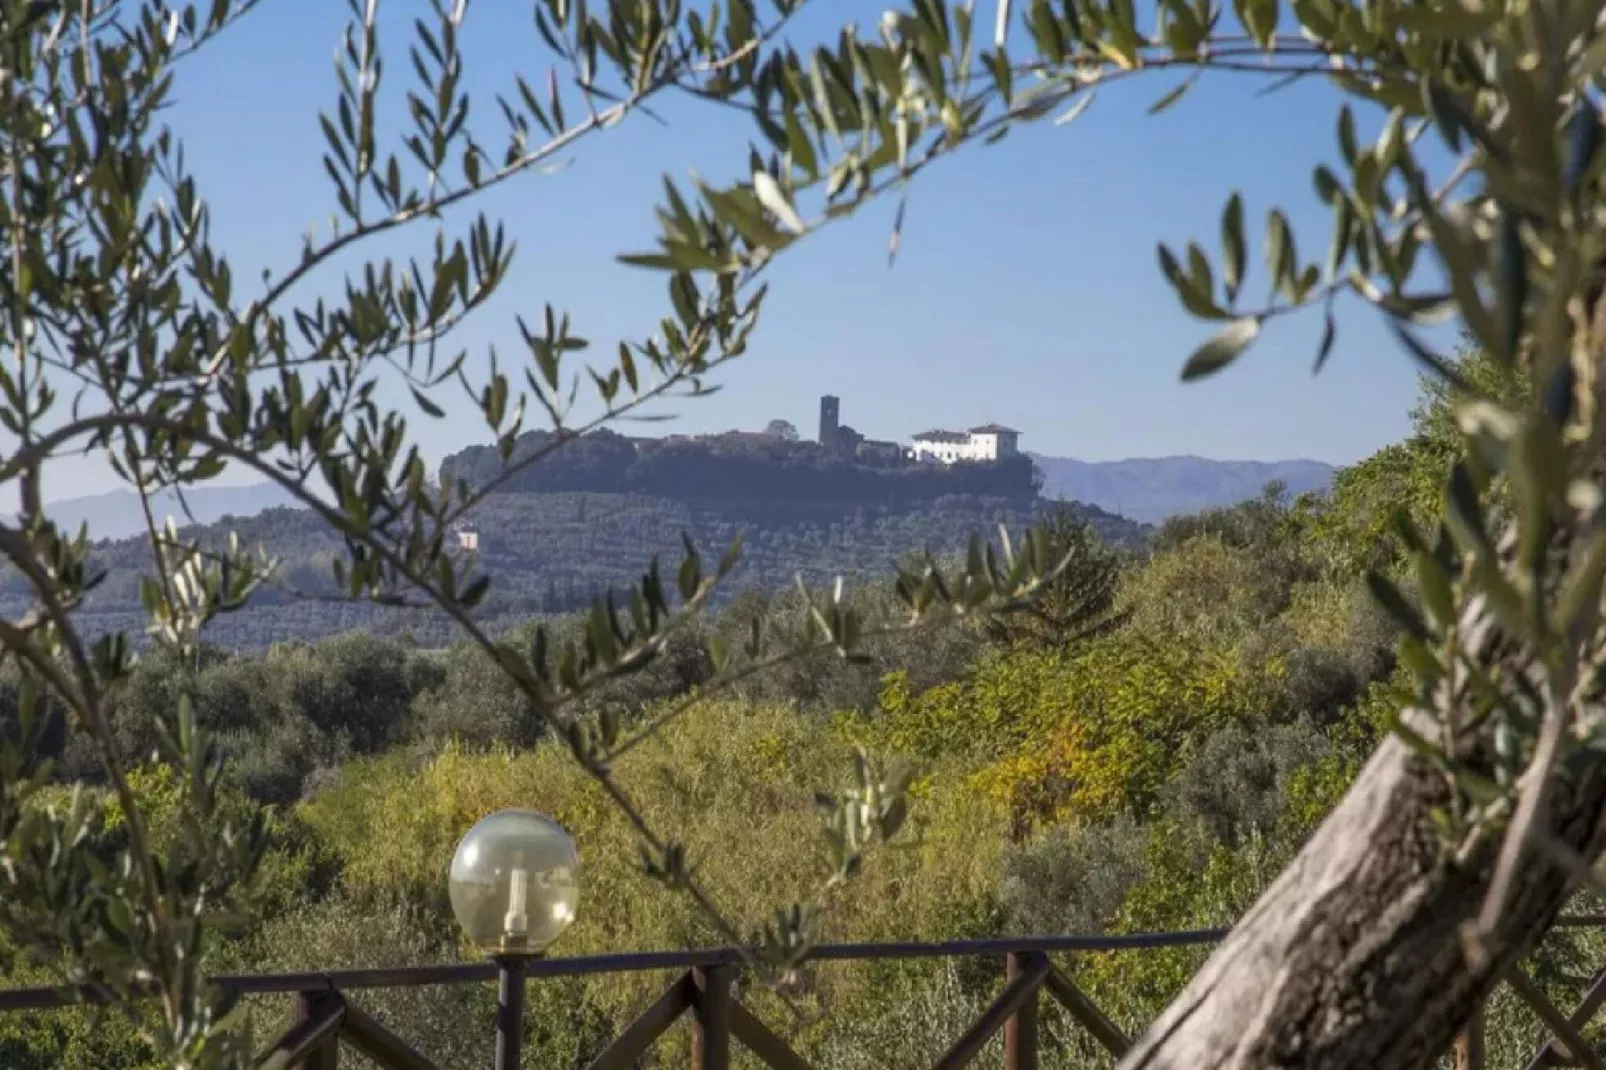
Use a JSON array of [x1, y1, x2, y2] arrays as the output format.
[[1004, 952, 1040, 1070], [691, 966, 733, 1070], [294, 991, 339, 1070]]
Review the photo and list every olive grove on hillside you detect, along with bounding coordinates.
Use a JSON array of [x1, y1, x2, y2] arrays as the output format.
[[3, 0, 1606, 1067]]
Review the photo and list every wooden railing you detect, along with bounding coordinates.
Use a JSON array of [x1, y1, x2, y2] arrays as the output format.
[[2, 920, 1606, 1069]]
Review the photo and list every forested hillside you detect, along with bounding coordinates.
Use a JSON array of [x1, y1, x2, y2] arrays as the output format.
[[4, 353, 1601, 1068], [12, 492, 1147, 649]]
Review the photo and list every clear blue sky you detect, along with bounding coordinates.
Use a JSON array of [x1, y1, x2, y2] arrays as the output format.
[[54, 0, 1452, 499]]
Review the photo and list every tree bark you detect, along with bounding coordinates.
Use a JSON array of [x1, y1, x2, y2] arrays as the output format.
[[1117, 719, 1606, 1069]]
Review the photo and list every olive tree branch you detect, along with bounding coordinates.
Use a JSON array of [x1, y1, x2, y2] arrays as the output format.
[[1474, 502, 1606, 956], [430, 300, 756, 528], [5, 0, 181, 1009], [0, 521, 179, 1019], [599, 591, 1007, 766], [204, 0, 804, 383]]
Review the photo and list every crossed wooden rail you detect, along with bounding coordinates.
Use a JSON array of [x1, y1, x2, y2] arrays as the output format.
[[5, 921, 1606, 1068]]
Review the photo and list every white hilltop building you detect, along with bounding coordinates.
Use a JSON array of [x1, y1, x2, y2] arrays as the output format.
[[908, 423, 1023, 465]]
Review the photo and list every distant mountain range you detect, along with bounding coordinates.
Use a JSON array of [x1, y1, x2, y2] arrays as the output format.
[[43, 483, 298, 542], [1029, 454, 1336, 525], [44, 454, 1337, 540]]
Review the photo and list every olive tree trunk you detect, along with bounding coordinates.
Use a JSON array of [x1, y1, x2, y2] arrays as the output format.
[[1118, 712, 1606, 1069]]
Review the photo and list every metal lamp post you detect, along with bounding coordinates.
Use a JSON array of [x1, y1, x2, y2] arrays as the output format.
[[448, 810, 581, 1070]]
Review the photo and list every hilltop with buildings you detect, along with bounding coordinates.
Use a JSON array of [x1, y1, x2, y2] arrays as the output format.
[[816, 394, 1023, 468], [436, 395, 1042, 507], [39, 398, 1333, 550]]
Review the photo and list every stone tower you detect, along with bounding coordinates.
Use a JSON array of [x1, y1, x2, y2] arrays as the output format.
[[818, 395, 840, 446]]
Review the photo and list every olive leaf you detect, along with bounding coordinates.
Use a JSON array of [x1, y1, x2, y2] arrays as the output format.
[[1221, 192, 1247, 305], [1180, 317, 1261, 381], [752, 170, 807, 235]]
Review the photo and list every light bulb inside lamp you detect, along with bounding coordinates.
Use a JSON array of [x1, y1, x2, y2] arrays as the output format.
[[503, 866, 530, 950]]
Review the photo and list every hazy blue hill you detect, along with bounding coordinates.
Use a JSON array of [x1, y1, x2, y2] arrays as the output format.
[[43, 482, 298, 542], [1029, 454, 1335, 524]]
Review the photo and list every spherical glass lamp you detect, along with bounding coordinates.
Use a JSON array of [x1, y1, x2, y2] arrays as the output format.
[[448, 809, 580, 957]]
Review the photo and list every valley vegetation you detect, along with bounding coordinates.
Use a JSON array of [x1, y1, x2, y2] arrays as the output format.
[[4, 351, 1601, 1069]]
